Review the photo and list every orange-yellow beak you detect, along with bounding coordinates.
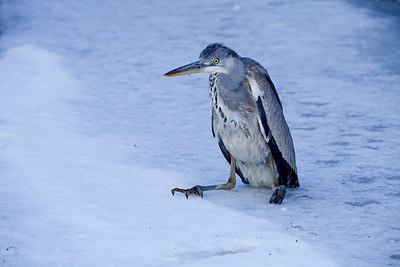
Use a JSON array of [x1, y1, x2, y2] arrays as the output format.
[[164, 61, 207, 77]]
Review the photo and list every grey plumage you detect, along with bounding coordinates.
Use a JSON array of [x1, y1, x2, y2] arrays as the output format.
[[165, 43, 299, 204]]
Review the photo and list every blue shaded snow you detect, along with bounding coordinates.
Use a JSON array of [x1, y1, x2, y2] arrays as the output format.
[[1, 0, 399, 266]]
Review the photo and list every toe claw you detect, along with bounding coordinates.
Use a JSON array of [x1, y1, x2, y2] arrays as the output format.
[[269, 186, 286, 205], [170, 185, 205, 199], [269, 189, 278, 204]]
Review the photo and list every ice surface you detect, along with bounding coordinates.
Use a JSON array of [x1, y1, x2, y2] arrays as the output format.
[[1, 0, 399, 266]]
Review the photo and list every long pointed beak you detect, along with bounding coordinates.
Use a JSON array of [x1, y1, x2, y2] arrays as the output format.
[[164, 61, 207, 77]]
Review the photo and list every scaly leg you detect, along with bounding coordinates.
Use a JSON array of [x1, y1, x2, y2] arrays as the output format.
[[268, 154, 286, 204], [171, 157, 237, 199]]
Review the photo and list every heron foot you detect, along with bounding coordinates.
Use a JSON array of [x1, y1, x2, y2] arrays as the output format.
[[269, 185, 286, 204], [171, 185, 204, 199]]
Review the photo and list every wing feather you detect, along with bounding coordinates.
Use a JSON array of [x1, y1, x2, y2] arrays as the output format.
[[243, 58, 299, 187]]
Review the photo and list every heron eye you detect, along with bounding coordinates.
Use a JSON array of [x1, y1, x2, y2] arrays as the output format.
[[213, 58, 220, 64]]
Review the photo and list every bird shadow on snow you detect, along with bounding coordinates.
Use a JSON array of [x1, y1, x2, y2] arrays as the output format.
[[169, 175, 307, 220], [168, 173, 323, 232]]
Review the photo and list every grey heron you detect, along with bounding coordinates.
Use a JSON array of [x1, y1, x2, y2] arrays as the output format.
[[164, 43, 299, 204]]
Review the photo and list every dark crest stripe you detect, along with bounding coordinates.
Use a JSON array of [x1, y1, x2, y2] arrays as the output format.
[[200, 43, 239, 59]]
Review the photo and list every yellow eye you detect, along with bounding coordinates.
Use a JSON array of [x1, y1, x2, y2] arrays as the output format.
[[213, 58, 220, 64]]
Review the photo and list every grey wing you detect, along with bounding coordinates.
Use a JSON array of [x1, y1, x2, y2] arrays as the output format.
[[243, 58, 299, 187]]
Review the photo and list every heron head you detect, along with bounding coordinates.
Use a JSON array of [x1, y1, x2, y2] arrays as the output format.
[[164, 43, 243, 77]]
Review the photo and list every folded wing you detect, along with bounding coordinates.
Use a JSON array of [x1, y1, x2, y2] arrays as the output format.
[[243, 57, 299, 188]]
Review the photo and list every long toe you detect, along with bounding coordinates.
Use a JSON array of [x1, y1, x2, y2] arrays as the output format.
[[171, 188, 186, 196], [269, 186, 286, 204], [186, 185, 203, 198], [171, 185, 204, 199]]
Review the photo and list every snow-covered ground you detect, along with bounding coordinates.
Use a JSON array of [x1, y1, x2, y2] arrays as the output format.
[[1, 0, 399, 266]]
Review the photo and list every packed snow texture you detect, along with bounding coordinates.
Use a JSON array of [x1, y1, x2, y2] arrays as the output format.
[[1, 0, 399, 266]]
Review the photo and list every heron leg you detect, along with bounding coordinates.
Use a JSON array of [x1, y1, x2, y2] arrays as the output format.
[[269, 155, 286, 204], [171, 157, 237, 199]]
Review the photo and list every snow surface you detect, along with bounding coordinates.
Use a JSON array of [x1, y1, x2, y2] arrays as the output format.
[[1, 0, 399, 266]]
